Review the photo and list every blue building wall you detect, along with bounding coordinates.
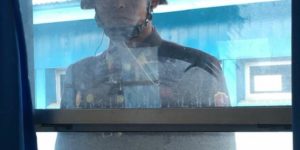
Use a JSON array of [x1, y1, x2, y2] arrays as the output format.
[[33, 0, 291, 108]]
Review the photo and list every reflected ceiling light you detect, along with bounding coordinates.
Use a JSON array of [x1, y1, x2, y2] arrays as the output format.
[[33, 0, 280, 24], [155, 0, 279, 13], [32, 0, 72, 5]]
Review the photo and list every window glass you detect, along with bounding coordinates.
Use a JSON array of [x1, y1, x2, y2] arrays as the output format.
[[31, 0, 291, 109], [37, 132, 292, 150]]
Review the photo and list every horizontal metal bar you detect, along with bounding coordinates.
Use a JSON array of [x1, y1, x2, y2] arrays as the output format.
[[34, 107, 292, 132]]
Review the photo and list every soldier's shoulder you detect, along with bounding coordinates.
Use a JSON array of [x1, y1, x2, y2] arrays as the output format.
[[159, 40, 221, 68], [67, 52, 106, 73], [64, 53, 108, 88], [67, 56, 95, 72]]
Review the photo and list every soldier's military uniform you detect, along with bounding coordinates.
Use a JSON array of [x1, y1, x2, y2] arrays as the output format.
[[56, 29, 235, 150], [56, 0, 234, 149], [60, 29, 229, 109]]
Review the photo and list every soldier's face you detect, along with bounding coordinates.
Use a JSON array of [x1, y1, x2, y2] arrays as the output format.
[[95, 0, 148, 28]]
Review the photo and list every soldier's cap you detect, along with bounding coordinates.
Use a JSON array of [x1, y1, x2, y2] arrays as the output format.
[[81, 0, 167, 9]]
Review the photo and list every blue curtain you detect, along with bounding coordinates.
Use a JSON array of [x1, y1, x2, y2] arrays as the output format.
[[293, 1, 300, 149], [0, 0, 37, 149]]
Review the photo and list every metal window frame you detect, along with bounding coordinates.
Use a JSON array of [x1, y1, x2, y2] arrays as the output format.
[[34, 107, 291, 132]]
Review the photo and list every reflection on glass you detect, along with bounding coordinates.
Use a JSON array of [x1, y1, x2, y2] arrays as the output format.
[[31, 0, 291, 109], [37, 132, 292, 150]]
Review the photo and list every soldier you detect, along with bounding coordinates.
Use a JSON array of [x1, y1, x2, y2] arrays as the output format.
[[56, 0, 235, 149], [60, 0, 230, 109]]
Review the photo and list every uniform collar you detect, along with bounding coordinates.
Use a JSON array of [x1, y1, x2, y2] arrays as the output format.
[[132, 28, 162, 48], [108, 28, 162, 49]]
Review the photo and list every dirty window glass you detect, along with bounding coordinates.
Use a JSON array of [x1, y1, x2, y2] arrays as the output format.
[[31, 0, 291, 109]]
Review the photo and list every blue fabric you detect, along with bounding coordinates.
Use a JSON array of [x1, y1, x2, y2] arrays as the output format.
[[293, 0, 300, 149], [0, 0, 37, 149]]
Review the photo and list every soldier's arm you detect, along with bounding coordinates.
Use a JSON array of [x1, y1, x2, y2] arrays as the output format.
[[213, 64, 230, 107], [193, 59, 230, 107]]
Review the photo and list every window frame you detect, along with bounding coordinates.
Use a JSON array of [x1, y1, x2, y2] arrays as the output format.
[[236, 57, 292, 105], [34, 107, 291, 132]]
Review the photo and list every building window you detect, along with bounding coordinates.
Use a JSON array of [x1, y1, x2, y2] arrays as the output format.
[[55, 69, 66, 102], [238, 59, 291, 105], [46, 69, 66, 109]]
